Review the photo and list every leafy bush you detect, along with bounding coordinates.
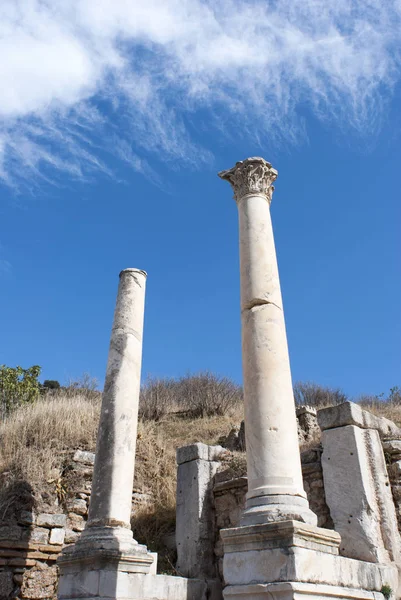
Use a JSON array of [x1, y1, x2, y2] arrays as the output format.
[[0, 365, 42, 418], [42, 380, 61, 392]]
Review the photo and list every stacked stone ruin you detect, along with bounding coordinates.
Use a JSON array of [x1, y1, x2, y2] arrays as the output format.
[[58, 157, 401, 600], [2, 156, 399, 599]]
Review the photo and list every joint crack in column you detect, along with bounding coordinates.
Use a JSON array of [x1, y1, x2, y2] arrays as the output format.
[[242, 298, 282, 312]]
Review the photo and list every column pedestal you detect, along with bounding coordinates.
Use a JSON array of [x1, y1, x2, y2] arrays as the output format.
[[221, 521, 397, 600]]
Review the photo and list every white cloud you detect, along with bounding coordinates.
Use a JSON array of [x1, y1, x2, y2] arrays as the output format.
[[1, 0, 401, 186]]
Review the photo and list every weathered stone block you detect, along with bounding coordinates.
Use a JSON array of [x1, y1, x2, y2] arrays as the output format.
[[382, 439, 401, 455], [176, 444, 222, 579], [30, 527, 49, 544], [321, 425, 401, 564], [50, 527, 65, 545], [0, 571, 13, 596], [67, 512, 85, 531], [0, 525, 22, 540], [37, 513, 67, 528], [221, 521, 398, 594], [21, 564, 58, 598], [65, 529, 80, 544], [73, 449, 96, 465], [317, 402, 400, 438], [19, 510, 36, 526], [66, 499, 87, 516], [224, 581, 389, 599], [176, 442, 225, 465]]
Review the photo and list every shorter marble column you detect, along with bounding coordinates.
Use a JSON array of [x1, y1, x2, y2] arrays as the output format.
[[58, 269, 153, 600]]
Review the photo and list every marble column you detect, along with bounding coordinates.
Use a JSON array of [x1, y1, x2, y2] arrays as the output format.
[[218, 157, 316, 526], [85, 268, 147, 537], [58, 269, 153, 599]]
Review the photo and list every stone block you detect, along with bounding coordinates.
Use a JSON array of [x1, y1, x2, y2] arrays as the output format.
[[49, 527, 65, 545], [73, 449, 96, 465], [66, 498, 87, 515], [176, 444, 222, 579], [98, 572, 208, 600], [30, 527, 49, 544], [67, 512, 85, 531], [317, 402, 400, 438], [0, 571, 13, 596], [0, 525, 22, 540], [382, 439, 401, 455], [321, 425, 401, 564], [37, 513, 67, 528], [221, 521, 398, 594], [19, 510, 36, 525], [21, 564, 58, 598], [223, 582, 388, 599], [65, 529, 80, 544], [176, 442, 225, 465]]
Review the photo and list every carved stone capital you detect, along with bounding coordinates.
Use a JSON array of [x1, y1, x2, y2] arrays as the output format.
[[218, 157, 278, 204]]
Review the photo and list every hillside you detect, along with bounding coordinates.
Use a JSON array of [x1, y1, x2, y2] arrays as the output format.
[[0, 375, 400, 580]]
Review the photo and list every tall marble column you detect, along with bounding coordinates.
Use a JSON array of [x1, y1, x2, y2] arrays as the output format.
[[219, 157, 316, 526]]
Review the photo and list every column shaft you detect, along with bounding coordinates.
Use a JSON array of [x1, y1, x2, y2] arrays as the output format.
[[87, 268, 147, 530], [239, 193, 303, 499], [219, 157, 316, 526]]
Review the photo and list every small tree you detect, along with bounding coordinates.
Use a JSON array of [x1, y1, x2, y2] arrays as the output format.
[[388, 386, 401, 405], [0, 365, 42, 417], [41, 380, 61, 394]]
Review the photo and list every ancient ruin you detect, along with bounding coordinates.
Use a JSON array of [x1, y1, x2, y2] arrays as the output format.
[[1, 158, 399, 599]]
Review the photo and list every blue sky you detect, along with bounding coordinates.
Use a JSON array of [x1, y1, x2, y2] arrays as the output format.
[[0, 0, 400, 398]]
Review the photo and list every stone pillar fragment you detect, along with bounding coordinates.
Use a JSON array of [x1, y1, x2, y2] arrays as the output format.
[[176, 443, 223, 582], [218, 157, 316, 527], [321, 423, 401, 565]]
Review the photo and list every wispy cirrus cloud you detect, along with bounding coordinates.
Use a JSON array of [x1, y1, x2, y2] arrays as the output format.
[[1, 0, 401, 187]]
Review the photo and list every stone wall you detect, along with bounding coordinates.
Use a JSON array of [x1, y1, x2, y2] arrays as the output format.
[[212, 447, 332, 582], [175, 402, 401, 588], [0, 449, 151, 600]]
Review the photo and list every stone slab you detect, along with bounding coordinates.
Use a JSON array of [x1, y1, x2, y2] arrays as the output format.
[[221, 520, 340, 555], [382, 440, 401, 455], [73, 450, 96, 465], [321, 425, 401, 564], [221, 521, 398, 595], [223, 545, 397, 593], [176, 442, 225, 465], [37, 513, 67, 528], [317, 402, 401, 438], [50, 527, 66, 545], [223, 582, 386, 599], [176, 446, 220, 578], [58, 571, 207, 599]]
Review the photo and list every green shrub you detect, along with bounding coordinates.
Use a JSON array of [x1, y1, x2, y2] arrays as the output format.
[[0, 365, 41, 418]]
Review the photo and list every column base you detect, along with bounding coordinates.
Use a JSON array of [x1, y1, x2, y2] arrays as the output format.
[[223, 582, 387, 599], [58, 526, 154, 599], [240, 495, 317, 527], [221, 521, 398, 599]]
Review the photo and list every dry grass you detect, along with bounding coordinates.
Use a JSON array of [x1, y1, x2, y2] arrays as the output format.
[[0, 395, 100, 486], [1, 383, 400, 572], [357, 401, 401, 426], [0, 391, 243, 572]]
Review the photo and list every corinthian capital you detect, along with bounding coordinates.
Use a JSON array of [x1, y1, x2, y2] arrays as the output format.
[[218, 157, 278, 204]]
